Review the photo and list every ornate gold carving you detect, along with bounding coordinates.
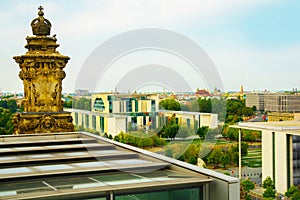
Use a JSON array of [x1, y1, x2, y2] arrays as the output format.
[[13, 113, 74, 134], [31, 6, 51, 36], [13, 7, 74, 134]]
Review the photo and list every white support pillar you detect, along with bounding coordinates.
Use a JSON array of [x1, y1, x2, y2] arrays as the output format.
[[239, 128, 242, 179]]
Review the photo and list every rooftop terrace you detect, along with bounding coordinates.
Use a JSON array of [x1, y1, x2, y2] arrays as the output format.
[[0, 132, 238, 200]]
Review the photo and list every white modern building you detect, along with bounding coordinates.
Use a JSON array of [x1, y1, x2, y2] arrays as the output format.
[[232, 121, 300, 194], [68, 109, 218, 137], [67, 93, 219, 137]]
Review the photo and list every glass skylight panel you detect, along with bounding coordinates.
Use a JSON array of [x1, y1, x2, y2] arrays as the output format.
[[26, 154, 54, 159], [33, 164, 74, 171], [71, 161, 106, 168], [13, 146, 41, 150], [46, 177, 96, 190], [106, 159, 151, 166], [0, 156, 18, 161], [104, 178, 152, 185], [0, 191, 17, 197], [0, 167, 32, 174], [73, 182, 107, 189], [89, 150, 122, 155], [63, 152, 88, 156], [44, 144, 75, 148], [0, 148, 14, 152], [92, 173, 139, 183]]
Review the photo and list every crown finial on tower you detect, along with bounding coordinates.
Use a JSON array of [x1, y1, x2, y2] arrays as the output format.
[[31, 6, 51, 36], [38, 6, 44, 16]]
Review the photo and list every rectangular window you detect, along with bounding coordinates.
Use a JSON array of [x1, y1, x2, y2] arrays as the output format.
[[126, 100, 131, 112], [92, 115, 96, 130], [75, 113, 78, 125], [109, 101, 112, 113], [272, 132, 275, 185], [194, 120, 199, 131], [100, 116, 104, 133], [115, 187, 201, 200], [85, 114, 89, 129], [135, 100, 138, 112], [287, 134, 290, 189], [151, 100, 156, 112], [292, 135, 300, 186], [187, 118, 191, 128]]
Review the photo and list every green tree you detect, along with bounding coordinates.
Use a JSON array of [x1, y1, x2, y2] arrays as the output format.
[[263, 187, 276, 198], [241, 179, 255, 193], [196, 126, 209, 139], [227, 148, 239, 166], [227, 127, 238, 140], [262, 176, 275, 189], [74, 97, 91, 111], [291, 192, 300, 200], [189, 99, 199, 112], [188, 156, 197, 165], [220, 152, 229, 168], [0, 99, 17, 113], [164, 124, 179, 139], [208, 148, 222, 167], [211, 98, 226, 116], [0, 107, 14, 135], [198, 98, 211, 113], [241, 107, 254, 116], [177, 126, 192, 138], [165, 148, 173, 158], [159, 99, 180, 111], [231, 142, 249, 157], [245, 194, 251, 200], [286, 186, 300, 198], [225, 99, 254, 123], [63, 99, 73, 108]]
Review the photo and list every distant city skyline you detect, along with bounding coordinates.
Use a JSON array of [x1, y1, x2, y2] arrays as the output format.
[[1, 1, 300, 93]]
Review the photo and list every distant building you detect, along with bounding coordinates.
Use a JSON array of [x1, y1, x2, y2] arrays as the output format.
[[68, 93, 218, 136], [246, 93, 265, 112], [195, 89, 210, 97], [240, 85, 244, 95], [246, 93, 300, 113], [68, 109, 218, 137], [92, 93, 158, 114], [160, 110, 218, 129], [75, 89, 89, 96], [264, 94, 300, 113], [232, 121, 300, 194], [267, 112, 300, 122]]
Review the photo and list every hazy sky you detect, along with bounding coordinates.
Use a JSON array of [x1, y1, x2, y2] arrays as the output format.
[[1, 0, 300, 93]]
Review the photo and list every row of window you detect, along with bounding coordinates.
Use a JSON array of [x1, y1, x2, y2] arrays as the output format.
[[93, 98, 156, 113]]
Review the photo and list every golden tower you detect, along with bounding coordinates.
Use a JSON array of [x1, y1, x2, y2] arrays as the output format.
[[12, 6, 74, 134]]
